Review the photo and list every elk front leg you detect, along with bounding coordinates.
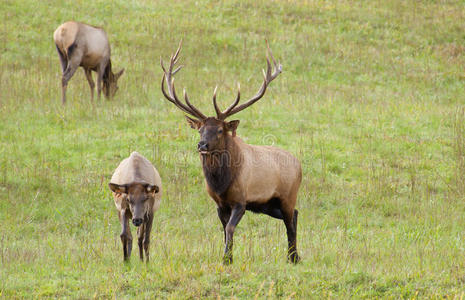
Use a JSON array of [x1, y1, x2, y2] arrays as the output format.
[[137, 223, 145, 261], [223, 204, 245, 265], [217, 206, 231, 243], [143, 214, 154, 263], [96, 59, 109, 100], [119, 209, 132, 261]]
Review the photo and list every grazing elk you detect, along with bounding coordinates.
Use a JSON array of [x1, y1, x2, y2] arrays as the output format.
[[53, 21, 124, 104], [109, 152, 162, 262], [160, 41, 302, 264]]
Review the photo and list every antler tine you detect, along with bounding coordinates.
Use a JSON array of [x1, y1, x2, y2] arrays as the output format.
[[160, 40, 206, 120], [161, 75, 194, 115], [221, 83, 241, 117], [184, 88, 207, 119], [212, 86, 223, 118], [160, 74, 174, 104], [220, 42, 281, 118]]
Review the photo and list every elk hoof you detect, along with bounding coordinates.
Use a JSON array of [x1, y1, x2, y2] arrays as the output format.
[[288, 253, 300, 264], [223, 254, 233, 265]]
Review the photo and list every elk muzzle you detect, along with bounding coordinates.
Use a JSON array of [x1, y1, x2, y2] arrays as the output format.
[[198, 141, 209, 152], [132, 218, 143, 227]]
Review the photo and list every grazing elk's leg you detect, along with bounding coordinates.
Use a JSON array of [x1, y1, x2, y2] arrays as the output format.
[[119, 209, 132, 261], [84, 69, 95, 102], [96, 59, 108, 100], [137, 223, 145, 261], [61, 50, 83, 104], [143, 214, 154, 263], [217, 206, 231, 243], [283, 208, 300, 264], [55, 45, 67, 73], [223, 204, 245, 265]]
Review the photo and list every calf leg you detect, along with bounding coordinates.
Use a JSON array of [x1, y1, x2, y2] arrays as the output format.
[[137, 223, 145, 261], [143, 214, 154, 263], [119, 209, 132, 261], [223, 204, 245, 265], [84, 69, 95, 102]]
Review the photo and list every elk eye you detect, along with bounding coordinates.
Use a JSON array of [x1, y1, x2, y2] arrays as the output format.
[[218, 128, 223, 134]]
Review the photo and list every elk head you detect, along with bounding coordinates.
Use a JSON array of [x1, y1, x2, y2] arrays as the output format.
[[103, 68, 125, 98], [160, 40, 282, 154], [109, 183, 159, 226]]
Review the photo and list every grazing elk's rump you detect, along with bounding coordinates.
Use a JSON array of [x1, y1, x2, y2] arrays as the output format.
[[109, 152, 162, 262]]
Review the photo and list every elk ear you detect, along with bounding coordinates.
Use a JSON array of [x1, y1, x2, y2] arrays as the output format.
[[109, 183, 127, 194], [225, 120, 240, 137], [145, 184, 159, 194], [116, 68, 125, 80], [185, 115, 202, 130]]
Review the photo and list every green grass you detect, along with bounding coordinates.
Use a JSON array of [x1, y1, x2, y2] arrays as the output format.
[[1, 0, 465, 298]]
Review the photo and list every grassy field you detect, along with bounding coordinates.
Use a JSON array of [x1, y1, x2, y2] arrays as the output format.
[[1, 0, 465, 298]]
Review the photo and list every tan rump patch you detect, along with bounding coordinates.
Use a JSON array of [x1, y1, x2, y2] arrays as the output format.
[[53, 21, 79, 55]]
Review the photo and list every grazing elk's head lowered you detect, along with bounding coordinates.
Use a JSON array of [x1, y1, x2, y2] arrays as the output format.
[[160, 41, 302, 265], [53, 21, 125, 104]]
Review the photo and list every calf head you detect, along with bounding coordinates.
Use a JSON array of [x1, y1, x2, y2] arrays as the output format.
[[109, 183, 159, 226]]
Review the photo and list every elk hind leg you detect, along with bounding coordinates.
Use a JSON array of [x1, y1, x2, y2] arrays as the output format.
[[282, 207, 300, 264], [61, 49, 83, 104], [55, 44, 67, 73], [84, 69, 95, 102]]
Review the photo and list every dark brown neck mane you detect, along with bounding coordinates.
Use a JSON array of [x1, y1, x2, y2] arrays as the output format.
[[201, 135, 240, 196]]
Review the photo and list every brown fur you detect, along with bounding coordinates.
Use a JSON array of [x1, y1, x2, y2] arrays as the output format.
[[190, 118, 302, 264], [109, 152, 162, 262], [160, 42, 301, 264], [53, 21, 124, 104]]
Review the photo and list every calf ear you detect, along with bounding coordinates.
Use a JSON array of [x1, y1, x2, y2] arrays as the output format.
[[116, 68, 125, 80], [185, 116, 202, 130], [226, 120, 240, 137], [146, 184, 159, 194], [109, 183, 127, 194]]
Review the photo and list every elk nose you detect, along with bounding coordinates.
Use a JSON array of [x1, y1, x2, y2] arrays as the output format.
[[132, 218, 143, 227], [198, 141, 209, 151]]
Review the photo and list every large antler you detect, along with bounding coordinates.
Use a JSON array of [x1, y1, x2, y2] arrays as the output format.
[[160, 40, 207, 120], [213, 40, 282, 120]]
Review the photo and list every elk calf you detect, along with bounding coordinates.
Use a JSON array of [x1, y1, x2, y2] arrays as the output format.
[[53, 21, 124, 104], [160, 42, 302, 264], [109, 152, 162, 262]]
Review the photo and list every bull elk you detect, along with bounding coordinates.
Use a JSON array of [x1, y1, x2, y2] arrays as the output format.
[[160, 41, 302, 264], [53, 21, 124, 104], [109, 152, 162, 262]]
